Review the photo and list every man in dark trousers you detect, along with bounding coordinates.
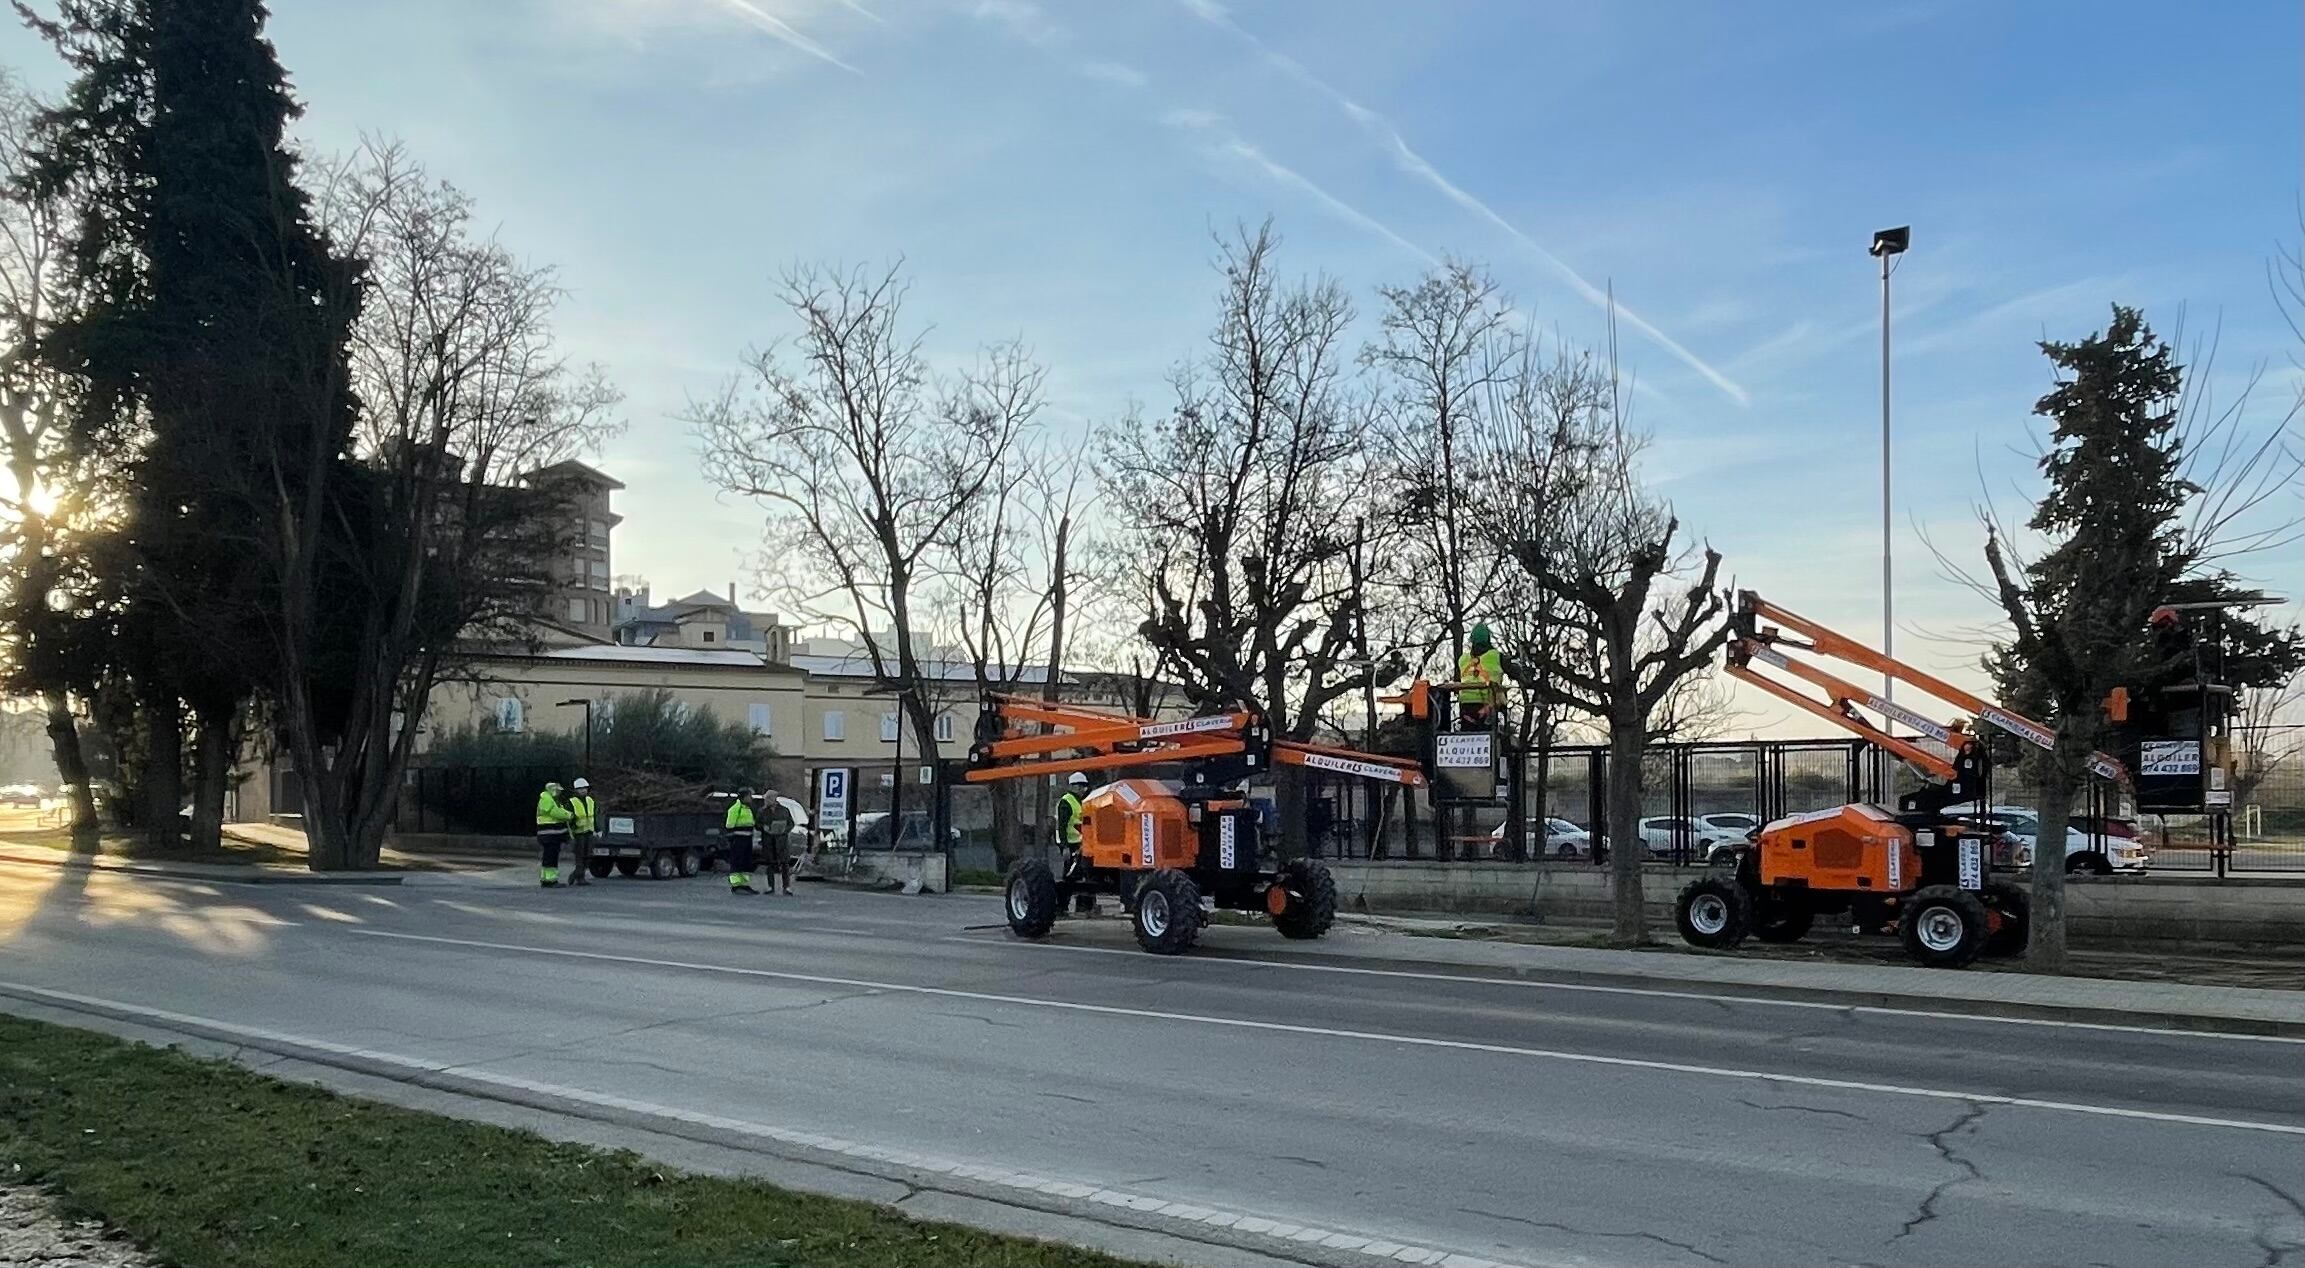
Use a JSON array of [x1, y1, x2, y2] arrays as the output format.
[[566, 777, 599, 886], [724, 788, 759, 895]]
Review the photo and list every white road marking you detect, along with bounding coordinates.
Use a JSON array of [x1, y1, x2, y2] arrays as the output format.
[[946, 935, 2305, 1044], [0, 980, 1536, 1268], [350, 929, 2305, 1136]]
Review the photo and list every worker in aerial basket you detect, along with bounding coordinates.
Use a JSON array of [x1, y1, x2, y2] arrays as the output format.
[[1458, 623, 1504, 728]]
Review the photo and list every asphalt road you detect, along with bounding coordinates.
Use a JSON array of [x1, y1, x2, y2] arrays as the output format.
[[0, 860, 2299, 1268]]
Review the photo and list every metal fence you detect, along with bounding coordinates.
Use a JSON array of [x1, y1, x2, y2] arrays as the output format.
[[1303, 734, 2305, 872], [399, 732, 2305, 874]]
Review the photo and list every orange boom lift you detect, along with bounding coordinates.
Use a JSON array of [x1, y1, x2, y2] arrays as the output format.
[[1672, 591, 2131, 968], [964, 683, 1472, 955]]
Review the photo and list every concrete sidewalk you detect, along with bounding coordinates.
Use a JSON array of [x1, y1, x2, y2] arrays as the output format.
[[0, 845, 405, 887], [1161, 912, 2305, 1035]]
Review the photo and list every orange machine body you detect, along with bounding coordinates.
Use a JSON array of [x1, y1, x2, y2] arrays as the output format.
[[1077, 779, 1250, 873], [1757, 803, 2004, 895]]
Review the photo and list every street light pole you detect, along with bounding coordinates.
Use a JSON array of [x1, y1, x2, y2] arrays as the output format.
[[556, 699, 592, 778], [1868, 227, 1910, 719]]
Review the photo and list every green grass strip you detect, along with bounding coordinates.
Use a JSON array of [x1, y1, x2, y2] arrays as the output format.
[[0, 1015, 1145, 1268]]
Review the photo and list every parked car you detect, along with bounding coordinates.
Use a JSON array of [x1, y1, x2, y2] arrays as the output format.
[[830, 810, 961, 851], [1488, 817, 1594, 859], [1638, 815, 1744, 861], [0, 784, 44, 808], [1944, 802, 2150, 875]]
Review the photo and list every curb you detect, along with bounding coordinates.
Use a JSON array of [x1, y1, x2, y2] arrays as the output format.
[[0, 850, 406, 887]]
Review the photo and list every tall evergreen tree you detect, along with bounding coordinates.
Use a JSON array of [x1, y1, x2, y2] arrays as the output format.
[[1978, 306, 2299, 969], [22, 0, 359, 850]]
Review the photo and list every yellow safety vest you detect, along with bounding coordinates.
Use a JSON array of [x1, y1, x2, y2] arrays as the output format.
[[535, 789, 572, 829], [569, 795, 597, 835], [1056, 792, 1085, 845], [725, 801, 757, 831], [1459, 648, 1503, 705]]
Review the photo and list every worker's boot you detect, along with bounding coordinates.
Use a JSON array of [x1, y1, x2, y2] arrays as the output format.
[[730, 873, 758, 896], [539, 867, 559, 888]]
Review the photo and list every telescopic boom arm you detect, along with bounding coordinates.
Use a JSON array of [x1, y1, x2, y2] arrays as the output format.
[[1729, 591, 2128, 785]]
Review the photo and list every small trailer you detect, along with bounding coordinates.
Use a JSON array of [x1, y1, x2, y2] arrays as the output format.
[[581, 812, 722, 881]]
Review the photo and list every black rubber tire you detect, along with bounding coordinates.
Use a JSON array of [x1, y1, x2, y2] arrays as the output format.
[[1899, 884, 1991, 969], [1131, 869, 1202, 955], [647, 850, 677, 880], [1750, 893, 1814, 944], [696, 852, 718, 873], [2066, 852, 2113, 877], [614, 858, 641, 878], [1271, 858, 1338, 940], [677, 849, 702, 878], [1555, 843, 1579, 860], [1674, 875, 1753, 949], [1981, 880, 2030, 958], [1004, 858, 1059, 939], [586, 858, 614, 879]]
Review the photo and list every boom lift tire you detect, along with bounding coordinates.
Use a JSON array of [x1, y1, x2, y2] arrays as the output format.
[[1980, 880, 2030, 958], [1132, 868, 1203, 955], [1270, 857, 1338, 940], [1004, 858, 1059, 940], [1750, 892, 1814, 944], [1899, 885, 1990, 968], [1675, 876, 1753, 949]]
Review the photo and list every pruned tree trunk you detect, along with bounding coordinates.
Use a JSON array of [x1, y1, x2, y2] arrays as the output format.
[[2026, 738, 2086, 972], [188, 702, 232, 853], [141, 698, 181, 852], [41, 690, 98, 835], [1606, 707, 1646, 944]]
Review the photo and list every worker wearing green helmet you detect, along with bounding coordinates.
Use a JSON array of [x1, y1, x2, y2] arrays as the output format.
[[1458, 623, 1503, 727]]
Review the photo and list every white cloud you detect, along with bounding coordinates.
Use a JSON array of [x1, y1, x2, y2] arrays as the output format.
[[714, 0, 861, 73], [1077, 59, 1148, 88], [971, 0, 1058, 47]]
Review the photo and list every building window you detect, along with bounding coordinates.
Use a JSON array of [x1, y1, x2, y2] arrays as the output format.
[[568, 553, 585, 579], [587, 518, 609, 547], [701, 630, 715, 644], [494, 696, 524, 734], [880, 712, 899, 743], [748, 703, 773, 736], [933, 712, 955, 743], [566, 596, 588, 623], [823, 710, 846, 742], [589, 560, 610, 591]]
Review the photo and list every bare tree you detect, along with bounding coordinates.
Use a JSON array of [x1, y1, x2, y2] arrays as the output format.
[[1365, 261, 1521, 857], [1473, 318, 1726, 942], [268, 140, 622, 870], [1099, 223, 1394, 849], [0, 71, 98, 832], [694, 263, 1031, 779], [2234, 663, 2303, 811]]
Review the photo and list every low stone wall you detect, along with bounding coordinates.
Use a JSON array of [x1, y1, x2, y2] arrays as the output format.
[[1320, 860, 2305, 947]]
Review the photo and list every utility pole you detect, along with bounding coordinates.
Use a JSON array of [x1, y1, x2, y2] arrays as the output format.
[[1868, 227, 1910, 720]]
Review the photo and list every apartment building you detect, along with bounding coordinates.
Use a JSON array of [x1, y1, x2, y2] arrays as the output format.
[[529, 459, 622, 642]]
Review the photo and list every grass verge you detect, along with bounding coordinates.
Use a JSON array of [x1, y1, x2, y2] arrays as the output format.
[[0, 1015, 1144, 1268]]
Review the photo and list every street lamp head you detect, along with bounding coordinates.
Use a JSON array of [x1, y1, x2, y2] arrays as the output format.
[[1869, 226, 1910, 258]]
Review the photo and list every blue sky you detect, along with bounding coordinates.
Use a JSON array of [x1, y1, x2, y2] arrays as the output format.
[[3, 0, 2298, 726]]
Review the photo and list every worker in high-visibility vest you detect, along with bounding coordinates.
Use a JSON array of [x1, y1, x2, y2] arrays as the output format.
[[1056, 771, 1094, 913], [566, 778, 599, 886], [535, 781, 574, 887], [1457, 623, 1503, 728], [724, 788, 759, 895]]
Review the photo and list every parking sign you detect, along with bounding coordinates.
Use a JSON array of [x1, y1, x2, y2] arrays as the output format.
[[819, 768, 850, 829]]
